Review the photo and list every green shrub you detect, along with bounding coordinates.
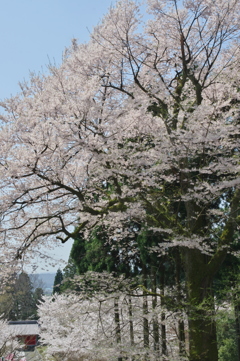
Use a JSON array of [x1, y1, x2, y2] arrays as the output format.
[[217, 309, 238, 361]]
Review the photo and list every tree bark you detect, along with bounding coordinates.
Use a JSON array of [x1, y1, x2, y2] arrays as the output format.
[[182, 248, 218, 361], [151, 267, 160, 358], [234, 302, 240, 361], [159, 263, 167, 357], [142, 266, 150, 361], [128, 295, 134, 346], [114, 297, 123, 361], [175, 249, 186, 357], [143, 269, 150, 349]]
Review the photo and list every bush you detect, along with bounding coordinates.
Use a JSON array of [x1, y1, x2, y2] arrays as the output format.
[[217, 309, 238, 361]]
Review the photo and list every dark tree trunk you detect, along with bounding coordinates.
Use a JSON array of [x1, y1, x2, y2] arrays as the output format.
[[234, 302, 240, 361], [128, 295, 134, 346], [178, 320, 186, 357], [151, 267, 160, 358], [182, 248, 218, 361], [159, 263, 167, 357], [143, 268, 150, 349], [114, 297, 123, 361], [175, 249, 186, 357]]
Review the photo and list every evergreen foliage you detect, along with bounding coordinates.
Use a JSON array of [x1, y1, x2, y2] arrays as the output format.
[[217, 310, 238, 361], [6, 272, 44, 320], [53, 269, 64, 294]]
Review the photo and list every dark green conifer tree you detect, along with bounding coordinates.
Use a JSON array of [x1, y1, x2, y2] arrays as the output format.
[[53, 269, 64, 294], [9, 272, 35, 320]]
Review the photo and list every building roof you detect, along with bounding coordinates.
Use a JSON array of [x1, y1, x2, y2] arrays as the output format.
[[8, 321, 39, 336]]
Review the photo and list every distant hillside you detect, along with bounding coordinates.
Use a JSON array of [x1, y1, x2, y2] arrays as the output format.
[[30, 273, 55, 294]]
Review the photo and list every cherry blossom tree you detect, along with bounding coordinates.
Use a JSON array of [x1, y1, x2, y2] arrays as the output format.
[[38, 272, 182, 361], [0, 0, 240, 360], [0, 318, 19, 357]]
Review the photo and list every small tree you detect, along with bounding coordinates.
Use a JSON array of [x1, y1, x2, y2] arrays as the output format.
[[9, 272, 35, 320], [32, 287, 44, 319], [53, 269, 64, 294]]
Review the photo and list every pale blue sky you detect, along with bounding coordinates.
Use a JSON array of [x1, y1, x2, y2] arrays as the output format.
[[1, 0, 114, 273], [0, 0, 114, 100]]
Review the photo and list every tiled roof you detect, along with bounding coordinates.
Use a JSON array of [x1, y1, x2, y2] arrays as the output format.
[[8, 321, 39, 336]]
